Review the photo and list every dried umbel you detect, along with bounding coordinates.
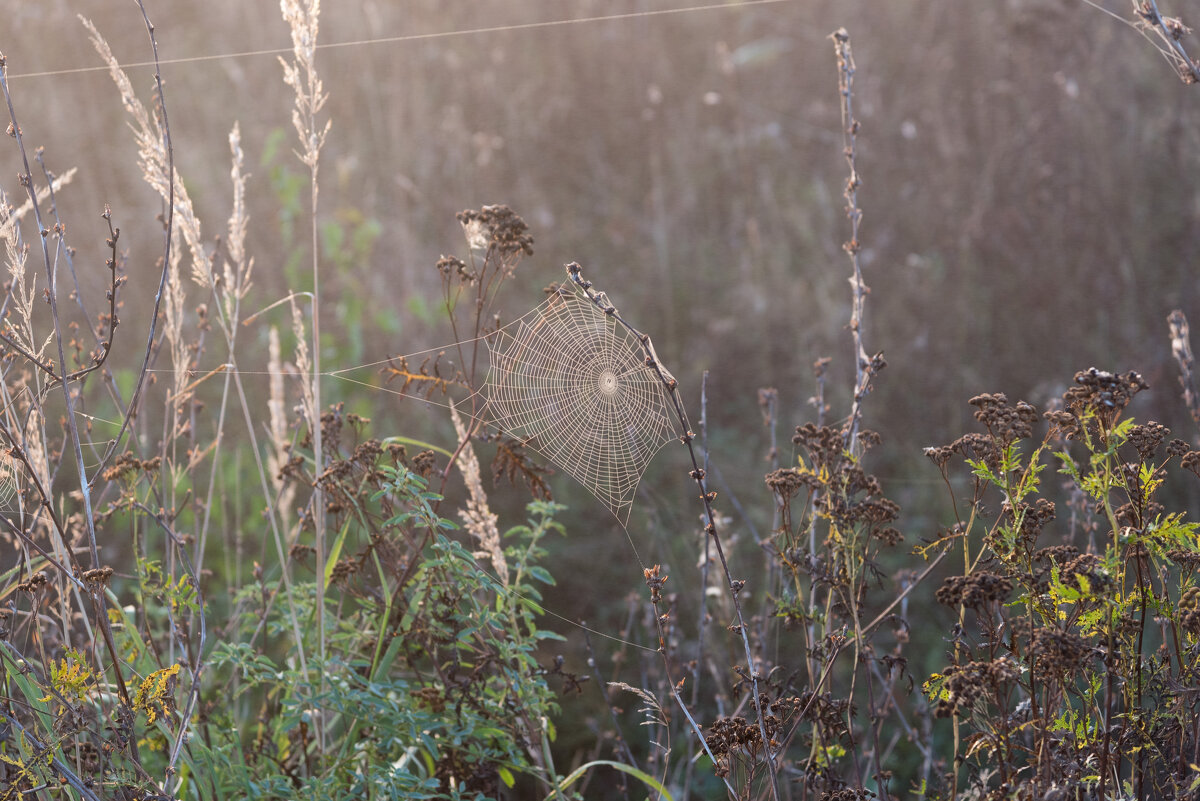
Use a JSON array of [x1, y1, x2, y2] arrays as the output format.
[[456, 204, 534, 259], [1029, 626, 1092, 675], [999, 497, 1055, 549], [968, 392, 1039, 445], [935, 571, 1013, 611], [1127, 421, 1169, 461], [947, 432, 1002, 472], [765, 466, 815, 500], [1180, 587, 1200, 636], [1046, 368, 1149, 438], [936, 656, 1020, 718], [793, 422, 847, 474]]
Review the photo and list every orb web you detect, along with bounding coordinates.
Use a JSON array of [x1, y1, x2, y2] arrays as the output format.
[[483, 285, 676, 524]]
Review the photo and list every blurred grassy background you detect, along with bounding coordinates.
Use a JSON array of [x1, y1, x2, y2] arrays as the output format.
[[4, 0, 1200, 775]]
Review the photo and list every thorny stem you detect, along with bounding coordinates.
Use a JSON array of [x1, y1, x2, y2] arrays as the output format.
[[829, 29, 892, 797], [831, 29, 882, 455], [566, 262, 782, 801]]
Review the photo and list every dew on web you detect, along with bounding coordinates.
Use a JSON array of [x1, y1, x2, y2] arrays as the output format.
[[482, 284, 675, 524]]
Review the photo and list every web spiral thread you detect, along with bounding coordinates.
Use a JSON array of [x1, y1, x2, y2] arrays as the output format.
[[483, 286, 675, 524]]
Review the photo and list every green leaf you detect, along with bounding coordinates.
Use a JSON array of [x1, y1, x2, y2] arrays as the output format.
[[551, 760, 674, 801], [527, 566, 555, 586]]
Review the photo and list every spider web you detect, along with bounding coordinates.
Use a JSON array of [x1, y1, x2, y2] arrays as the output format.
[[483, 285, 676, 524]]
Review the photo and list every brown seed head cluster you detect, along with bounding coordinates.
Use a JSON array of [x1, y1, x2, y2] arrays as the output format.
[[101, 451, 162, 483], [946, 432, 1002, 472], [1183, 450, 1200, 479], [1058, 553, 1111, 595], [1167, 548, 1200, 570], [819, 790, 874, 801], [1000, 498, 1055, 549], [1046, 368, 1149, 438], [704, 700, 786, 778], [968, 393, 1038, 444], [456, 205, 534, 258], [923, 444, 953, 469], [1127, 421, 1168, 461], [411, 449, 438, 478], [936, 656, 1019, 718], [765, 467, 815, 499], [793, 422, 846, 473], [81, 566, 114, 592], [329, 558, 358, 585], [1179, 587, 1200, 636], [17, 571, 48, 594], [435, 254, 473, 283], [1029, 627, 1091, 674], [935, 572, 1013, 610]]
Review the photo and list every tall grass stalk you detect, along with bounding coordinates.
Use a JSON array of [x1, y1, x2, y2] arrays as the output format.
[[280, 0, 331, 738]]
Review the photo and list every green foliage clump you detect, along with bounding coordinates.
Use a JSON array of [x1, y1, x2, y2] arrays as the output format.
[[192, 461, 568, 799]]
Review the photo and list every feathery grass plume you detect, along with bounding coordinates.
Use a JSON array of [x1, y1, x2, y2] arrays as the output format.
[[163, 223, 190, 417], [279, 0, 330, 707], [266, 325, 295, 528], [450, 400, 507, 587], [1167, 310, 1200, 427], [0, 192, 43, 363], [19, 398, 48, 510], [278, 0, 330, 173], [83, 16, 207, 426], [289, 297, 314, 443], [10, 168, 76, 223], [82, 18, 208, 287], [222, 122, 253, 316]]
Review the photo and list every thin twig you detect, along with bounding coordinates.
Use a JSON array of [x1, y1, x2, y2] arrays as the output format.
[[566, 261, 781, 801], [831, 29, 884, 455], [1134, 0, 1200, 83]]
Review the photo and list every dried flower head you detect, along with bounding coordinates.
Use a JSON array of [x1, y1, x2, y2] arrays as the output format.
[[1029, 626, 1091, 674], [936, 656, 1019, 718], [935, 572, 1013, 610], [1128, 421, 1168, 461], [456, 205, 534, 259], [968, 393, 1038, 444], [1180, 586, 1200, 636], [1049, 368, 1149, 438]]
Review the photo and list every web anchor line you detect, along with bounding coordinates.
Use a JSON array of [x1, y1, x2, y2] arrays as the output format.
[[562, 261, 782, 800]]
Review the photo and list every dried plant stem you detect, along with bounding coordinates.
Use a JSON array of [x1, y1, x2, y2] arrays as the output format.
[[831, 29, 882, 455], [1167, 310, 1200, 428], [281, 0, 331, 740], [1134, 0, 1200, 82], [76, 23, 173, 490], [830, 29, 893, 798], [681, 369, 714, 800], [566, 262, 781, 801], [1, 43, 154, 784]]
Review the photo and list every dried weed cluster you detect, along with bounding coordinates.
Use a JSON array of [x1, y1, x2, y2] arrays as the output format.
[[1, 5, 1200, 801]]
